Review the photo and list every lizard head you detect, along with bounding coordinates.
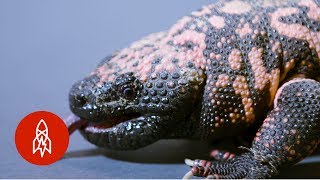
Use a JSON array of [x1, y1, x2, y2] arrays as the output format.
[[69, 70, 144, 124], [69, 54, 205, 150], [69, 18, 207, 150], [69, 65, 170, 150]]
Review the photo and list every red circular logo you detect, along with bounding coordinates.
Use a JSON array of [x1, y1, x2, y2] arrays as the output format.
[[15, 111, 69, 165]]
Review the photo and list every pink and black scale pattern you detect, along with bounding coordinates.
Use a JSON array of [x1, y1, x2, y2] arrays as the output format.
[[68, 0, 320, 178]]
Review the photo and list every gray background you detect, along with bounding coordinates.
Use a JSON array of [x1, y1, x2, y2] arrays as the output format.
[[0, 0, 319, 178]]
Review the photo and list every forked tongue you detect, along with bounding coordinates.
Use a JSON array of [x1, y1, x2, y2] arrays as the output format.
[[64, 114, 88, 135]]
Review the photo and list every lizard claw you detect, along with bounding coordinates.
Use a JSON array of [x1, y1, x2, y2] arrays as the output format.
[[184, 153, 276, 178], [184, 158, 194, 166], [182, 171, 193, 179]]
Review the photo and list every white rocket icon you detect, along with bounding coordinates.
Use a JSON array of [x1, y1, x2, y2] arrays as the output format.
[[32, 119, 52, 158]]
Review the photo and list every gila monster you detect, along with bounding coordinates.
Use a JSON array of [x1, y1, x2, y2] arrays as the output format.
[[66, 0, 320, 178]]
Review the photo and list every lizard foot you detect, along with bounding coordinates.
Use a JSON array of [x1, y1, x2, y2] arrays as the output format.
[[210, 149, 236, 161], [184, 153, 277, 179]]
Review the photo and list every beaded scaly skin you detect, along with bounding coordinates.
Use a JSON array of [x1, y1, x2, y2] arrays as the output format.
[[68, 0, 320, 178]]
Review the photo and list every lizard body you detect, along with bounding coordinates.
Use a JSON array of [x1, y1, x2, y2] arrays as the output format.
[[68, 0, 320, 178]]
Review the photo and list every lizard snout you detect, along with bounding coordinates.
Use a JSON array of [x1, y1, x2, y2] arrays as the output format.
[[69, 86, 91, 109], [69, 75, 105, 121]]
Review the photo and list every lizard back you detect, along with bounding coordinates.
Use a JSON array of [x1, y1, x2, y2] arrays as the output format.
[[196, 0, 320, 138]]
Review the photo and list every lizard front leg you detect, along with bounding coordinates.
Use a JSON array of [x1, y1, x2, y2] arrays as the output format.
[[185, 78, 320, 178]]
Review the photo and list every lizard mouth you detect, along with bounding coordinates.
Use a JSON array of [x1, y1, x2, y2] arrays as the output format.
[[66, 112, 164, 150], [66, 113, 142, 134], [85, 113, 142, 131]]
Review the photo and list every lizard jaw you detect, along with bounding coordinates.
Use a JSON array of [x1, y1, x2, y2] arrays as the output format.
[[66, 113, 164, 150]]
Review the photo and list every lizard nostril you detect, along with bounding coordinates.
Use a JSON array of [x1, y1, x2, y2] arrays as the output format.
[[76, 93, 88, 107]]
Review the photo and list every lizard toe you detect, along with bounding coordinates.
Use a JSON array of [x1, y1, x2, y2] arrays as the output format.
[[185, 153, 277, 179]]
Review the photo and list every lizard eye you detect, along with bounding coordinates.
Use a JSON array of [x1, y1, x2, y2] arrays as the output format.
[[186, 41, 195, 49], [123, 87, 135, 99]]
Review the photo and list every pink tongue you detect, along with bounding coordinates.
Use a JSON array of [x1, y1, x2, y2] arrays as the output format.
[[64, 114, 87, 135]]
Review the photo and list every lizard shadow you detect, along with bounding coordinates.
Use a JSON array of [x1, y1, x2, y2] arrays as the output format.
[[63, 139, 212, 164], [277, 161, 320, 178], [64, 139, 320, 178]]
